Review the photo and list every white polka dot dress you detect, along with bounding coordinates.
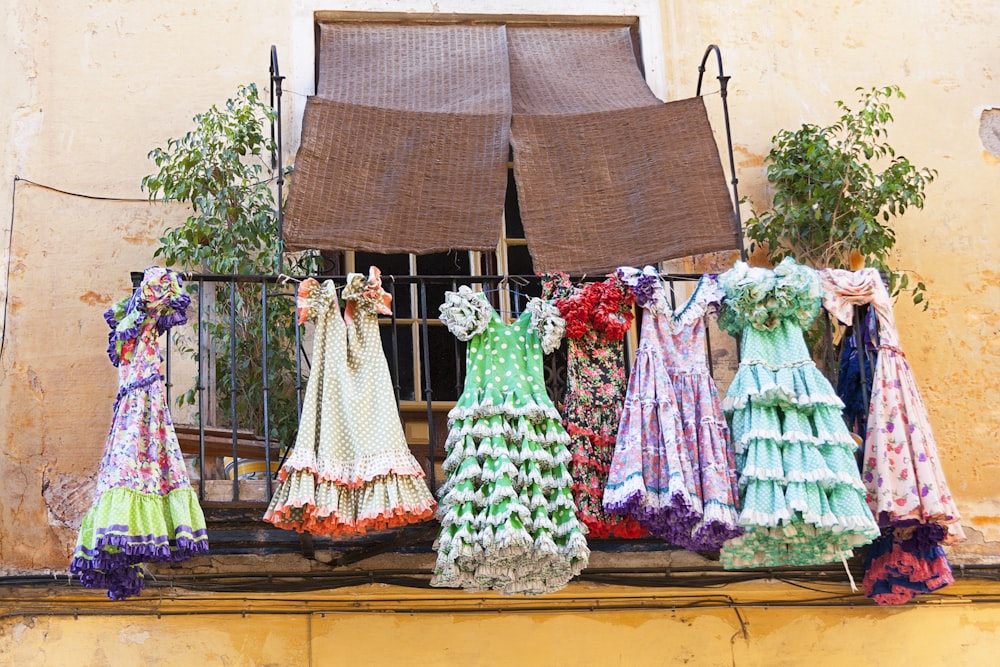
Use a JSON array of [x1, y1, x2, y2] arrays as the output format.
[[264, 268, 436, 535]]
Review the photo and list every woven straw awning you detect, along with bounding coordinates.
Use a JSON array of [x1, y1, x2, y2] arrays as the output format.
[[284, 24, 511, 254], [283, 22, 740, 271]]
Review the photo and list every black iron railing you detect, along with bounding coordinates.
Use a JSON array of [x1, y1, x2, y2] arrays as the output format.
[[155, 272, 740, 507]]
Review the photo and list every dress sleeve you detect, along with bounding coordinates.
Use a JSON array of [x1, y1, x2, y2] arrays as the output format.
[[296, 278, 340, 324], [439, 285, 493, 341], [617, 265, 666, 313], [772, 257, 823, 329], [140, 266, 191, 332], [342, 266, 393, 320], [818, 267, 879, 325], [525, 297, 566, 354]]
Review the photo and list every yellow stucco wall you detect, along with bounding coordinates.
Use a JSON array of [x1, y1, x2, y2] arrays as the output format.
[[4, 580, 1000, 666], [2, 0, 999, 660]]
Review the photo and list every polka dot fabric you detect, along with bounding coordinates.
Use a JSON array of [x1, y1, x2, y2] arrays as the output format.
[[717, 258, 879, 568], [264, 269, 436, 535], [432, 289, 589, 595]]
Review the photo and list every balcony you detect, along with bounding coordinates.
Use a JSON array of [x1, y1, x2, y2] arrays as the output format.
[[156, 271, 742, 562]]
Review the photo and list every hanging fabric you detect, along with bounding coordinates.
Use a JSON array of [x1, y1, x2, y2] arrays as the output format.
[[605, 268, 742, 549], [507, 25, 739, 273], [716, 258, 880, 568], [283, 23, 511, 254], [264, 268, 437, 534], [820, 267, 964, 604], [70, 267, 209, 600], [542, 272, 646, 539], [432, 286, 589, 595]]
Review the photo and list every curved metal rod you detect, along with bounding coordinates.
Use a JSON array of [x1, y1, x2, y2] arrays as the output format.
[[270, 45, 286, 273], [697, 44, 746, 261]]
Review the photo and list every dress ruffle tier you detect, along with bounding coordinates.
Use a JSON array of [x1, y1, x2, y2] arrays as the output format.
[[70, 267, 208, 600], [718, 259, 879, 569], [263, 269, 436, 536], [432, 288, 589, 595], [605, 269, 741, 550]]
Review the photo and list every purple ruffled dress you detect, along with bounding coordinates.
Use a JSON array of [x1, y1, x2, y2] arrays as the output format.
[[604, 268, 742, 550], [70, 267, 208, 599]]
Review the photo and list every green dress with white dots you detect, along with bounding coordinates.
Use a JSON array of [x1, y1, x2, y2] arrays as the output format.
[[717, 258, 880, 569], [431, 287, 590, 595]]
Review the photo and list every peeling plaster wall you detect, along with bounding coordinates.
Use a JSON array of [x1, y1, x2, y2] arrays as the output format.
[[1, 0, 998, 574]]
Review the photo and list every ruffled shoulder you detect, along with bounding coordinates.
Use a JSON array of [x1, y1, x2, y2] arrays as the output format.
[[540, 271, 574, 301], [296, 278, 339, 324], [104, 266, 189, 366], [342, 266, 393, 322], [439, 286, 493, 341], [617, 265, 666, 313], [525, 298, 566, 354], [818, 267, 881, 325], [673, 274, 724, 328], [718, 258, 821, 333]]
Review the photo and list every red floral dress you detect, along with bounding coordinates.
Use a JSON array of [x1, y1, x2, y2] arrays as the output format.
[[544, 273, 646, 539]]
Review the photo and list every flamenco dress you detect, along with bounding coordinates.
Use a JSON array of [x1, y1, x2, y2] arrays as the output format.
[[820, 267, 963, 604], [70, 267, 209, 599], [432, 287, 589, 595], [717, 258, 879, 568], [542, 272, 646, 539], [264, 268, 436, 535], [605, 268, 741, 550]]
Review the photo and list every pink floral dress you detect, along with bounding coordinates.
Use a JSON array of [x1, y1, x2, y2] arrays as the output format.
[[70, 267, 209, 600], [821, 268, 963, 604], [605, 268, 741, 550]]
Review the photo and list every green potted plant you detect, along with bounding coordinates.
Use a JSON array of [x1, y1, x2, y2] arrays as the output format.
[[745, 85, 935, 305], [142, 83, 320, 467]]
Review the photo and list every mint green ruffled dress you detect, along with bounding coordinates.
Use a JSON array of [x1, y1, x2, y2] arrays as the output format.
[[718, 258, 879, 568], [431, 287, 590, 595]]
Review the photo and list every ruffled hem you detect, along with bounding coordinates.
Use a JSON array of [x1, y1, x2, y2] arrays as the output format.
[[70, 486, 209, 600], [863, 533, 955, 605], [719, 522, 877, 569], [263, 471, 437, 536], [449, 393, 564, 426], [278, 447, 428, 489], [723, 360, 845, 412], [432, 530, 589, 596]]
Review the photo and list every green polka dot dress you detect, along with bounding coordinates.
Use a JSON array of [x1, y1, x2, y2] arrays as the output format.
[[717, 258, 879, 568], [431, 287, 589, 594]]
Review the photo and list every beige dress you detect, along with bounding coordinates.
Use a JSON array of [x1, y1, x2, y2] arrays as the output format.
[[264, 268, 436, 535]]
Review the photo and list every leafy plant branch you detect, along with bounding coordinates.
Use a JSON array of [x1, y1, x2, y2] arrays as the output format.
[[745, 85, 935, 309]]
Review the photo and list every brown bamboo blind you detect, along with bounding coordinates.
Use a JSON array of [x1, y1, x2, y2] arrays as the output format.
[[507, 25, 740, 274], [283, 23, 512, 254]]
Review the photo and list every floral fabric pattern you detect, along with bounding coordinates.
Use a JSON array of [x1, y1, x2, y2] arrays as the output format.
[[717, 258, 879, 569], [264, 268, 437, 535], [820, 267, 964, 604], [432, 289, 589, 595], [71, 266, 208, 600], [605, 268, 741, 550], [543, 273, 646, 539]]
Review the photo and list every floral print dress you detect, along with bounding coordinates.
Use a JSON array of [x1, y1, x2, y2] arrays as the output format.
[[70, 267, 209, 600], [432, 287, 589, 595], [543, 273, 646, 539], [604, 268, 741, 550], [821, 267, 963, 604]]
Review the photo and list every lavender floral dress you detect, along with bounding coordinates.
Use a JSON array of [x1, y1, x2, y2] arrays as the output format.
[[605, 268, 741, 550], [70, 267, 209, 600]]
